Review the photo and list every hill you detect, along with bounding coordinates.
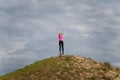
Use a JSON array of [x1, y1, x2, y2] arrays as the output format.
[[0, 55, 120, 80]]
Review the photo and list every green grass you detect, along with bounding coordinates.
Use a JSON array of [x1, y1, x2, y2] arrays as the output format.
[[0, 56, 75, 80], [0, 57, 54, 80]]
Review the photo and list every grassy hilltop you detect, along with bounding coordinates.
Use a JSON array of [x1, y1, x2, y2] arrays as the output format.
[[0, 55, 120, 80]]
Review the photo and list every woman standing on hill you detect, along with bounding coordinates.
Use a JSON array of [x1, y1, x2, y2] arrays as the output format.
[[57, 31, 64, 56]]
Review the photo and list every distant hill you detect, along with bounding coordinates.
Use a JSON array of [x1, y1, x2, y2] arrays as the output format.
[[0, 55, 120, 80]]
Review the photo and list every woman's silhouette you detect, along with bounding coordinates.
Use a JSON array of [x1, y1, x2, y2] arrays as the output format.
[[57, 31, 64, 56]]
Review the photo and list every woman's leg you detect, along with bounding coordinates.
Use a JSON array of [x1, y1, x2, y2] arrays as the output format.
[[61, 41, 64, 54], [59, 41, 62, 53]]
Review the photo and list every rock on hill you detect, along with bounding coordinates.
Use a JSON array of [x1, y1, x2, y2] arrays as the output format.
[[0, 55, 120, 80]]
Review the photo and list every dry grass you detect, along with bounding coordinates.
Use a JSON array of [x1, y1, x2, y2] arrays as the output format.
[[0, 55, 120, 80]]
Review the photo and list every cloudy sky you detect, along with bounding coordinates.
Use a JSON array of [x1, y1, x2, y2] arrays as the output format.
[[0, 0, 120, 75]]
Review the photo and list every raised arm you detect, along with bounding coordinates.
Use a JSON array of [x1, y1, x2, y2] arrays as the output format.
[[56, 29, 59, 35]]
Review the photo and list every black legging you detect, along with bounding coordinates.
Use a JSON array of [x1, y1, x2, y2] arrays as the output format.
[[59, 41, 64, 53]]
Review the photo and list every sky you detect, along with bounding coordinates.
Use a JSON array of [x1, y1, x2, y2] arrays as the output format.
[[0, 0, 120, 75]]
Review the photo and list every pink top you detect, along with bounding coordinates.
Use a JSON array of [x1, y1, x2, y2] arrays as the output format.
[[59, 34, 63, 41]]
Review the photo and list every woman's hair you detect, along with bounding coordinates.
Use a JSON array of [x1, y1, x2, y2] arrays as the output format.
[[59, 32, 63, 35]]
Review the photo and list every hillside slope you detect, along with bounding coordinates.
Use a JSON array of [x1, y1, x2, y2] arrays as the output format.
[[0, 55, 120, 80]]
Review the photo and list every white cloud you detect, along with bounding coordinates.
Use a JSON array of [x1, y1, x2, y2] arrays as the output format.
[[0, 0, 120, 75]]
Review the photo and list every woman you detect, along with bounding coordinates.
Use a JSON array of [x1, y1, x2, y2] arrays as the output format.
[[57, 32, 64, 56]]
